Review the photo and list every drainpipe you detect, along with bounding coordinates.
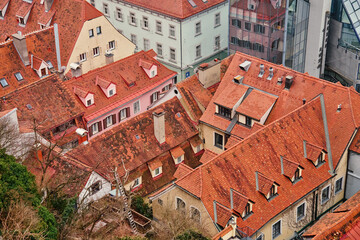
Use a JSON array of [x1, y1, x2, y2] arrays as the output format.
[[227, 0, 230, 56], [282, 0, 290, 65], [54, 23, 62, 71], [180, 20, 183, 80]]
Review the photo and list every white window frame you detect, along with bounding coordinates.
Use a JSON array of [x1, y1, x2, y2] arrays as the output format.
[[96, 26, 102, 35], [156, 21, 162, 34], [133, 101, 140, 114], [108, 40, 115, 50], [142, 16, 149, 29], [296, 202, 306, 222], [103, 3, 109, 16], [169, 24, 176, 38], [214, 36, 220, 51], [214, 132, 224, 149], [131, 34, 137, 45], [91, 123, 99, 134], [321, 185, 331, 205], [108, 89, 114, 96], [120, 108, 127, 120], [195, 21, 201, 36], [93, 47, 100, 57], [154, 167, 161, 176], [157, 43, 163, 57], [144, 38, 150, 51], [115, 7, 123, 21], [272, 219, 281, 239], [89, 29, 94, 38], [106, 115, 113, 127], [170, 47, 176, 62], [130, 12, 136, 25], [335, 177, 343, 195], [80, 52, 87, 62], [215, 13, 220, 27], [133, 177, 140, 188], [196, 44, 201, 59]]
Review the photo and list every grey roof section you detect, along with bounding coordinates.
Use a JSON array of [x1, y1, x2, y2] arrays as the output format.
[[343, 0, 360, 41]]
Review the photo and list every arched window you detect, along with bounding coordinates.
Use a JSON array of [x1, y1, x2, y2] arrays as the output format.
[[176, 197, 185, 212], [190, 207, 200, 222]]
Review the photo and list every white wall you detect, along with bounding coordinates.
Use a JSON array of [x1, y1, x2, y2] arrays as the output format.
[[78, 171, 112, 206], [346, 152, 360, 199]]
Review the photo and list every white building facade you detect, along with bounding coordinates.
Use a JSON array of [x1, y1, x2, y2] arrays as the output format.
[[88, 0, 229, 81]]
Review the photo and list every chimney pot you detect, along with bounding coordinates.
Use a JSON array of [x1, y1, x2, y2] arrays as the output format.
[[258, 64, 265, 77], [337, 104, 342, 112], [267, 67, 274, 80]]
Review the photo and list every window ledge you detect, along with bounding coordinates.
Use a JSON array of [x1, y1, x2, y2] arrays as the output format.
[[267, 193, 278, 202], [169, 59, 177, 63], [296, 215, 305, 222], [214, 24, 221, 28], [116, 18, 124, 22], [214, 144, 223, 150], [335, 189, 343, 195], [156, 31, 163, 36], [292, 176, 303, 185], [242, 211, 253, 221], [195, 33, 202, 37], [169, 36, 176, 40], [321, 198, 330, 205], [142, 27, 150, 31]]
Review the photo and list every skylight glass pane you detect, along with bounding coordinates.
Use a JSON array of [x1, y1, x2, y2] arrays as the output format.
[[188, 0, 197, 7], [343, 0, 360, 40], [0, 78, 8, 87], [14, 72, 23, 81]]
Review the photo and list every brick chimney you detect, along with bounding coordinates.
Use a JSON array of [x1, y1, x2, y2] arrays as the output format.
[[153, 109, 165, 144], [44, 0, 54, 12], [12, 32, 30, 66]]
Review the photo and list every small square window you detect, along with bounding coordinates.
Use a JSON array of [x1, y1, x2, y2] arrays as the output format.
[[170, 48, 176, 62], [80, 53, 87, 62], [335, 178, 343, 194], [155, 167, 161, 176], [321, 185, 330, 204], [195, 22, 201, 35], [109, 89, 114, 96], [93, 47, 100, 57], [297, 203, 305, 221], [142, 16, 149, 29], [89, 29, 94, 38], [96, 26, 102, 35], [158, 199, 163, 206], [87, 99, 92, 106], [177, 156, 182, 164], [14, 72, 23, 81], [89, 181, 101, 195], [0, 78, 8, 88], [108, 40, 115, 50], [272, 220, 281, 239]]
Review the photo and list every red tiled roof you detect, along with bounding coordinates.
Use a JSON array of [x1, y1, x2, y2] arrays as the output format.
[[120, 0, 227, 19], [306, 142, 324, 163], [212, 225, 233, 240], [96, 76, 111, 89], [0, 75, 84, 133], [38, 10, 55, 25], [73, 86, 90, 99], [282, 157, 299, 178], [139, 59, 153, 70], [173, 163, 193, 179], [257, 172, 274, 196], [176, 95, 359, 234], [64, 51, 176, 121], [0, 27, 58, 97], [148, 158, 163, 171], [236, 89, 277, 120], [189, 135, 202, 147], [16, 1, 34, 18], [224, 135, 242, 149], [0, 0, 103, 67], [170, 146, 185, 159], [215, 202, 232, 227], [199, 149, 218, 164], [31, 55, 43, 70], [147, 49, 157, 58], [303, 190, 360, 240], [232, 190, 249, 214], [0, 0, 10, 9], [214, 83, 248, 109], [349, 130, 360, 153]]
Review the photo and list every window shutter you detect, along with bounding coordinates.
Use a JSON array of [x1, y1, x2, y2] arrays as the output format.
[[112, 114, 116, 124], [98, 121, 102, 132], [126, 107, 130, 118], [156, 91, 160, 99], [103, 118, 107, 129], [150, 94, 153, 104], [118, 111, 122, 122], [89, 125, 93, 137]]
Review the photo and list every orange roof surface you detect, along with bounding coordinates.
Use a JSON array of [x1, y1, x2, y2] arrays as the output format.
[[224, 135, 242, 149], [0, 75, 83, 133], [189, 135, 202, 147], [66, 97, 199, 180], [214, 83, 248, 109], [174, 94, 359, 235], [282, 157, 300, 178], [199, 149, 218, 164], [73, 86, 90, 99], [139, 59, 154, 70], [212, 225, 233, 240], [0, 0, 103, 67], [0, 27, 58, 97], [0, 0, 10, 9], [170, 146, 185, 159], [306, 142, 324, 163], [349, 130, 360, 153], [303, 190, 360, 240], [31, 55, 43, 70], [65, 51, 176, 122], [236, 89, 277, 120], [147, 157, 163, 171], [120, 0, 227, 19], [200, 51, 360, 140], [38, 10, 55, 25], [96, 76, 111, 89], [232, 190, 249, 214], [173, 163, 193, 179]]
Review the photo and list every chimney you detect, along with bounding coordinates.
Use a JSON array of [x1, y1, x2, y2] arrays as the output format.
[[153, 109, 165, 144], [277, 76, 283, 85], [105, 51, 114, 65], [267, 67, 274, 80], [239, 60, 251, 72], [337, 104, 342, 112], [44, 0, 54, 12], [303, 98, 306, 105], [284, 75, 293, 89], [70, 62, 82, 77], [258, 64, 265, 77], [12, 32, 30, 66], [197, 60, 221, 88]]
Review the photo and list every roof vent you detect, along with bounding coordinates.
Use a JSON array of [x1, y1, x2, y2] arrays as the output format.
[[284, 75, 293, 89], [239, 60, 251, 72], [26, 104, 32, 110], [267, 67, 274, 80], [233, 75, 244, 84], [303, 98, 306, 105], [337, 104, 342, 112], [258, 64, 265, 78], [277, 77, 283, 85]]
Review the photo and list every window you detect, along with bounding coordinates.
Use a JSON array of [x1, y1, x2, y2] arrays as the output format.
[[80, 52, 87, 62], [103, 3, 109, 16], [269, 185, 276, 198], [321, 185, 330, 204], [109, 89, 114, 96], [155, 167, 161, 176], [91, 123, 99, 134], [217, 105, 231, 118], [144, 38, 150, 51], [176, 197, 185, 212], [142, 16, 149, 29], [93, 47, 100, 57], [245, 22, 251, 31], [18, 17, 25, 25], [89, 181, 101, 195], [120, 108, 127, 120], [214, 132, 223, 149], [133, 178, 140, 188], [89, 29, 94, 38], [254, 24, 265, 34], [157, 43, 163, 57], [0, 78, 8, 88], [87, 99, 92, 106], [335, 178, 343, 194], [232, 19, 241, 28], [215, 13, 220, 27], [162, 84, 171, 92], [133, 101, 140, 114], [90, 0, 95, 7], [253, 43, 264, 53], [170, 48, 176, 62], [156, 21, 162, 34], [190, 207, 200, 222], [317, 153, 325, 166], [245, 116, 252, 126], [14, 72, 23, 81], [195, 22, 201, 35], [294, 168, 301, 181], [105, 115, 113, 127], [256, 234, 264, 240], [169, 25, 175, 38], [195, 45, 201, 58], [108, 40, 115, 50], [46, 61, 53, 69], [244, 203, 251, 216], [272, 39, 280, 50], [177, 156, 182, 164], [131, 34, 137, 45], [96, 26, 102, 35], [151, 92, 159, 103], [214, 36, 220, 51], [115, 8, 123, 21], [297, 202, 305, 221], [272, 220, 281, 239], [130, 12, 136, 25], [158, 199, 163, 206]]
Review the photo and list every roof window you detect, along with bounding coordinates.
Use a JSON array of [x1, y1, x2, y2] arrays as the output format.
[[14, 72, 24, 81], [188, 0, 197, 7], [26, 104, 32, 110], [0, 78, 8, 87]]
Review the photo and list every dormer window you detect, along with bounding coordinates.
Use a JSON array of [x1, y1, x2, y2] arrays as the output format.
[[269, 185, 276, 198], [19, 17, 25, 25], [14, 72, 23, 81], [96, 76, 116, 97], [171, 146, 185, 165], [317, 153, 325, 165], [294, 168, 300, 180], [87, 99, 92, 106], [256, 172, 278, 201], [243, 202, 252, 219], [280, 156, 302, 184], [245, 116, 252, 126], [148, 159, 163, 178], [216, 105, 231, 118], [305, 142, 326, 167]]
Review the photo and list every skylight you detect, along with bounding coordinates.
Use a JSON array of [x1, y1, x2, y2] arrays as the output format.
[[188, 0, 197, 8], [135, 134, 140, 140], [26, 104, 32, 110], [14, 72, 24, 81], [0, 78, 8, 88]]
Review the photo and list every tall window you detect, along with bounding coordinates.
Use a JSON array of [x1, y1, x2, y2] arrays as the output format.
[[294, 168, 301, 181], [157, 43, 163, 57], [170, 48, 176, 62], [108, 40, 115, 50], [195, 22, 201, 35], [103, 3, 109, 16], [244, 203, 251, 216], [321, 185, 330, 204], [269, 185, 276, 198], [297, 203, 305, 221], [133, 177, 140, 188], [195, 45, 201, 58], [96, 26, 102, 35], [214, 36, 220, 51], [141, 16, 149, 29], [335, 178, 343, 194], [190, 207, 200, 222], [217, 105, 231, 118], [176, 198, 186, 212], [156, 21, 162, 34], [317, 153, 325, 166], [91, 123, 99, 134], [93, 47, 99, 57], [133, 101, 140, 114], [119, 108, 128, 120], [89, 29, 94, 38], [245, 116, 252, 126], [105, 115, 113, 127], [143, 38, 150, 51], [131, 34, 137, 45], [80, 52, 87, 62], [245, 22, 251, 31], [254, 24, 265, 34], [272, 220, 281, 239], [89, 181, 101, 195], [130, 12, 136, 25], [214, 132, 223, 149], [169, 25, 175, 38], [116, 8, 123, 21], [232, 19, 241, 28], [215, 13, 220, 27]]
